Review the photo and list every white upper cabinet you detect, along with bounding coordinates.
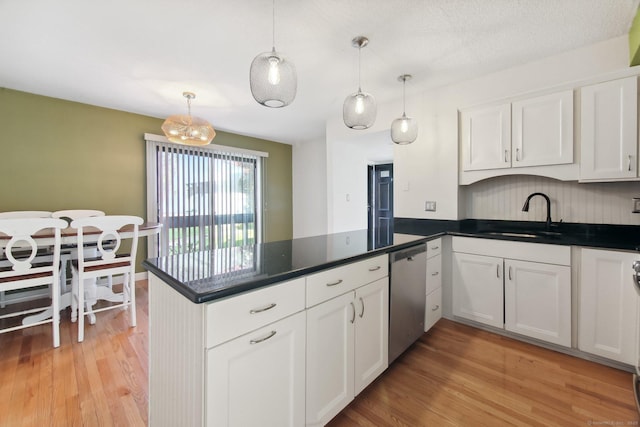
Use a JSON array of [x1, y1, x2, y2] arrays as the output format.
[[461, 103, 511, 171], [461, 90, 573, 173], [512, 90, 574, 168], [580, 76, 638, 181]]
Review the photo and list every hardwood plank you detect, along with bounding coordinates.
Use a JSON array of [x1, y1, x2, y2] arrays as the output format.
[[329, 319, 640, 426]]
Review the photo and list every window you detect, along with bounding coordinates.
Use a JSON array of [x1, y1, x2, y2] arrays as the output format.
[[145, 134, 266, 258]]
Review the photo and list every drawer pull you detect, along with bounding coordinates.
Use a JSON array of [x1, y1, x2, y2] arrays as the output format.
[[350, 302, 356, 324], [249, 330, 277, 345], [431, 271, 439, 276], [431, 246, 439, 250], [326, 279, 343, 287], [368, 266, 381, 272], [359, 297, 365, 318], [432, 305, 440, 311], [249, 303, 277, 314]]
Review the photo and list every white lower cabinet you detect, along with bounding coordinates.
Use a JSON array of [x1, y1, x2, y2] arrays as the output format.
[[206, 311, 306, 427], [452, 237, 571, 347], [306, 278, 389, 426], [504, 259, 571, 347], [579, 248, 640, 365], [425, 239, 442, 332], [452, 252, 504, 328]]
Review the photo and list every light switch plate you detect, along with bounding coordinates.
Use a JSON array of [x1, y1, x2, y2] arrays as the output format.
[[425, 201, 436, 211]]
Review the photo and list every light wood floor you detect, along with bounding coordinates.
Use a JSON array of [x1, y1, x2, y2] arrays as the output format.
[[1, 281, 638, 426]]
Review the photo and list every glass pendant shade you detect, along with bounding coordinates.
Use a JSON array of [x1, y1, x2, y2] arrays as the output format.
[[391, 74, 418, 144], [250, 47, 297, 107], [162, 92, 215, 146], [343, 36, 376, 129], [343, 90, 376, 129], [391, 113, 418, 144]]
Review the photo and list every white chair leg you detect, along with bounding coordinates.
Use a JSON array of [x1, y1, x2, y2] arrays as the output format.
[[77, 275, 84, 343], [52, 279, 60, 348], [129, 273, 136, 328], [70, 269, 78, 323]]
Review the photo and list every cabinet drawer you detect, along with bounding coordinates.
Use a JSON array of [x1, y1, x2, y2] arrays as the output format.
[[427, 238, 442, 258], [425, 287, 442, 332], [206, 278, 305, 348], [426, 254, 442, 295], [306, 255, 388, 307]]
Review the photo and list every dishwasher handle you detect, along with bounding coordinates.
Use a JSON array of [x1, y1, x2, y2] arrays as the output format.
[[390, 244, 427, 263]]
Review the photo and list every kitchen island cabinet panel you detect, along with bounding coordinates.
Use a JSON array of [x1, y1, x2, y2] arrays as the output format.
[[206, 311, 305, 427]]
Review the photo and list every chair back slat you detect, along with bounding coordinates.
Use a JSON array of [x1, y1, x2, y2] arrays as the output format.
[[70, 215, 144, 270], [52, 210, 105, 221], [0, 218, 67, 273], [0, 211, 52, 219]]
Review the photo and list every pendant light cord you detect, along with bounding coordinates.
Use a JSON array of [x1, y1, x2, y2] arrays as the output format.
[[358, 46, 362, 92], [272, 0, 276, 50], [402, 78, 406, 115]]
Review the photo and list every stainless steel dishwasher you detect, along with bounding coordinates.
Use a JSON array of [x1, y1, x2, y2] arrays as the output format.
[[389, 243, 427, 363]]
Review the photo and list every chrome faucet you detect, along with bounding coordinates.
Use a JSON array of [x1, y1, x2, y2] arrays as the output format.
[[522, 192, 552, 228]]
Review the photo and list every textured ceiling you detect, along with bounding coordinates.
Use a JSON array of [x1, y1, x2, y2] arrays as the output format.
[[0, 0, 638, 145]]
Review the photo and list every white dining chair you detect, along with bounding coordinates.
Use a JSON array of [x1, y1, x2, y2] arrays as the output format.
[[0, 217, 67, 347], [69, 215, 143, 342], [52, 209, 106, 293], [0, 211, 54, 309]]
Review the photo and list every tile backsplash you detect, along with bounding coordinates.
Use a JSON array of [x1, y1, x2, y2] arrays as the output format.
[[462, 175, 640, 225]]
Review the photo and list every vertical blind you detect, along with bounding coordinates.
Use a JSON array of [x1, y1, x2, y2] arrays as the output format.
[[145, 135, 266, 258]]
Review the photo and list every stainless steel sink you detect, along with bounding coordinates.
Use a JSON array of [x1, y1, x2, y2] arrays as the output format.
[[481, 230, 563, 239]]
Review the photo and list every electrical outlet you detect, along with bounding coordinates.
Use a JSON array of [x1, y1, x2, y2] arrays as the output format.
[[425, 201, 436, 212]]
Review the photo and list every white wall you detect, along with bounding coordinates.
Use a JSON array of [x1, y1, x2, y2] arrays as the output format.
[[292, 136, 328, 238]]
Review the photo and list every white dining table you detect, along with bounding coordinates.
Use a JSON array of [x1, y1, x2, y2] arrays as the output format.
[[0, 222, 162, 326]]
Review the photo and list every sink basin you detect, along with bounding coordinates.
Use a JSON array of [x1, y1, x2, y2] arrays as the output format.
[[481, 230, 563, 239]]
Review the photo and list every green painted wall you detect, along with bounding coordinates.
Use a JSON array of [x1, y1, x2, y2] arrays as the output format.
[[0, 88, 293, 267], [630, 6, 640, 66]]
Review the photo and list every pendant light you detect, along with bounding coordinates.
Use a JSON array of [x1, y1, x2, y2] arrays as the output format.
[[343, 36, 376, 129], [390, 74, 418, 144], [162, 92, 215, 146], [250, 0, 296, 108]]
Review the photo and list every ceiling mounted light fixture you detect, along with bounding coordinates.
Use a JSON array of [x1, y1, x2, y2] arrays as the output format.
[[390, 74, 418, 145], [250, 0, 296, 108], [343, 36, 376, 130], [161, 92, 215, 146]]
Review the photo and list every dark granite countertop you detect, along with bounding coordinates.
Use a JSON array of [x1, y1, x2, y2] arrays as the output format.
[[143, 230, 432, 303], [144, 218, 640, 304]]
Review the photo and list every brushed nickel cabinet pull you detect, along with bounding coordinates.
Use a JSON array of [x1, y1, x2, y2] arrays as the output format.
[[350, 302, 356, 324], [432, 305, 440, 311], [368, 266, 381, 272], [516, 148, 520, 161], [497, 264, 500, 278], [249, 330, 277, 345], [431, 271, 439, 276], [249, 303, 277, 314], [629, 155, 633, 172], [431, 245, 439, 250], [508, 266, 513, 281], [326, 279, 343, 287], [505, 149, 509, 163], [359, 297, 365, 318]]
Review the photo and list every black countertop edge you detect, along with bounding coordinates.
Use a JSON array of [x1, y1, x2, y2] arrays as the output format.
[[394, 218, 640, 252], [143, 234, 435, 304]]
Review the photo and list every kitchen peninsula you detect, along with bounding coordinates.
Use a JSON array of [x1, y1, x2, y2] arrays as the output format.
[[143, 230, 430, 427]]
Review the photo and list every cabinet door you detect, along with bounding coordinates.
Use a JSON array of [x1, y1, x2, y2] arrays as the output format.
[[504, 259, 571, 347], [580, 77, 638, 180], [461, 103, 511, 171], [579, 248, 639, 365], [452, 252, 504, 328], [306, 292, 355, 426], [354, 278, 389, 395], [206, 311, 305, 427], [512, 90, 573, 168]]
